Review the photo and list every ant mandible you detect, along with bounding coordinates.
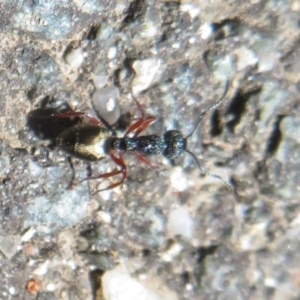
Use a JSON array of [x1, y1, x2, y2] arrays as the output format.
[[53, 82, 232, 194]]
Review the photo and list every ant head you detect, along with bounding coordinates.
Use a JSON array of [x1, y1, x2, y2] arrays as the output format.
[[163, 130, 186, 160]]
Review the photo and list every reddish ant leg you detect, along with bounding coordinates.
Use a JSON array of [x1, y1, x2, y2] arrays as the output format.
[[124, 92, 157, 137], [124, 118, 145, 137], [132, 116, 156, 137], [80, 169, 123, 181], [52, 111, 103, 127], [130, 91, 145, 118], [132, 97, 145, 119], [92, 151, 127, 193], [124, 116, 156, 137], [135, 152, 159, 168]]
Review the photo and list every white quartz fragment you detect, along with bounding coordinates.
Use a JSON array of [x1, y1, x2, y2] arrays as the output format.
[[9, 287, 17, 295], [180, 4, 201, 18], [91, 73, 107, 90], [97, 24, 113, 41], [107, 47, 117, 59], [21, 227, 36, 242], [132, 58, 161, 95], [239, 222, 268, 251], [33, 261, 49, 275], [0, 235, 21, 259], [92, 85, 121, 125], [167, 207, 194, 240], [65, 47, 84, 69], [161, 242, 184, 262], [199, 22, 214, 40], [170, 167, 188, 192], [28, 159, 42, 177], [233, 46, 258, 71], [102, 263, 178, 300], [97, 211, 112, 224]]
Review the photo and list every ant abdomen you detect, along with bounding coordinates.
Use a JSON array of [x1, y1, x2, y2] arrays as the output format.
[[58, 124, 110, 161]]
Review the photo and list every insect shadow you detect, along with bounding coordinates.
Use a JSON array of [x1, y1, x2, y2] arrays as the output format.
[[28, 84, 233, 194], [27, 98, 130, 146], [27, 97, 79, 146]]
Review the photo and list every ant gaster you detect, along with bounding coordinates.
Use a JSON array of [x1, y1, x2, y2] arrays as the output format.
[[55, 82, 232, 194]]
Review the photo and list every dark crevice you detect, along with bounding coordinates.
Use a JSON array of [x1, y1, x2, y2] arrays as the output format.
[[80, 223, 99, 239], [86, 24, 100, 40], [26, 86, 37, 100], [158, 32, 167, 43], [211, 18, 241, 40], [180, 271, 190, 285], [253, 160, 274, 195], [265, 115, 284, 157], [142, 248, 152, 257], [226, 88, 261, 133], [89, 269, 105, 300], [160, 1, 181, 41], [195, 245, 219, 264], [194, 245, 219, 286], [3, 206, 10, 216], [161, 1, 180, 24], [113, 57, 136, 87], [210, 109, 222, 136], [122, 0, 145, 26]]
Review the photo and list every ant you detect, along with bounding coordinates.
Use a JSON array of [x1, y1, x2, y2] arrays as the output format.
[[50, 82, 232, 194]]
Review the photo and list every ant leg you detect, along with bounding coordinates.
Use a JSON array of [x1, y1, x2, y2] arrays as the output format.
[[80, 169, 123, 181], [124, 119, 144, 137], [135, 152, 159, 168], [92, 151, 127, 194], [124, 92, 157, 137], [132, 117, 156, 137], [131, 91, 145, 118], [125, 116, 156, 137], [66, 156, 76, 190], [123, 93, 146, 136], [52, 111, 103, 127]]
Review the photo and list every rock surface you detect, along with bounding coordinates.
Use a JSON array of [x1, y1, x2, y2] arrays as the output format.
[[0, 0, 299, 299]]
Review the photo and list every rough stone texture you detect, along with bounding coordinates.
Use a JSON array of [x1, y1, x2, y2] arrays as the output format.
[[0, 0, 299, 299]]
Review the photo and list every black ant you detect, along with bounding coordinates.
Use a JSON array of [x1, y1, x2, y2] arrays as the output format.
[[46, 82, 232, 194]]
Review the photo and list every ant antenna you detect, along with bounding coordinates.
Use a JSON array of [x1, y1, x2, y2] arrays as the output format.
[[186, 80, 229, 138], [185, 81, 233, 190]]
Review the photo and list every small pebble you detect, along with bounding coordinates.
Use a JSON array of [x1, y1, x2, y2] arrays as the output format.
[[9, 287, 17, 295], [132, 58, 161, 95], [233, 46, 258, 71], [199, 23, 213, 40], [167, 207, 194, 240], [107, 47, 117, 59], [65, 47, 84, 69], [21, 227, 36, 242], [92, 86, 121, 125], [170, 167, 188, 192], [28, 159, 42, 177], [91, 73, 107, 90]]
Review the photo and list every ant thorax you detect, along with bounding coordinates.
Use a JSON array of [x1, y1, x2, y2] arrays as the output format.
[[108, 135, 166, 156]]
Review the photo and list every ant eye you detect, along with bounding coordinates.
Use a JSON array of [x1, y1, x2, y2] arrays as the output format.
[[163, 130, 186, 159]]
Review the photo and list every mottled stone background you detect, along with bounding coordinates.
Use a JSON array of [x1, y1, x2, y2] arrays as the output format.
[[0, 0, 299, 299]]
